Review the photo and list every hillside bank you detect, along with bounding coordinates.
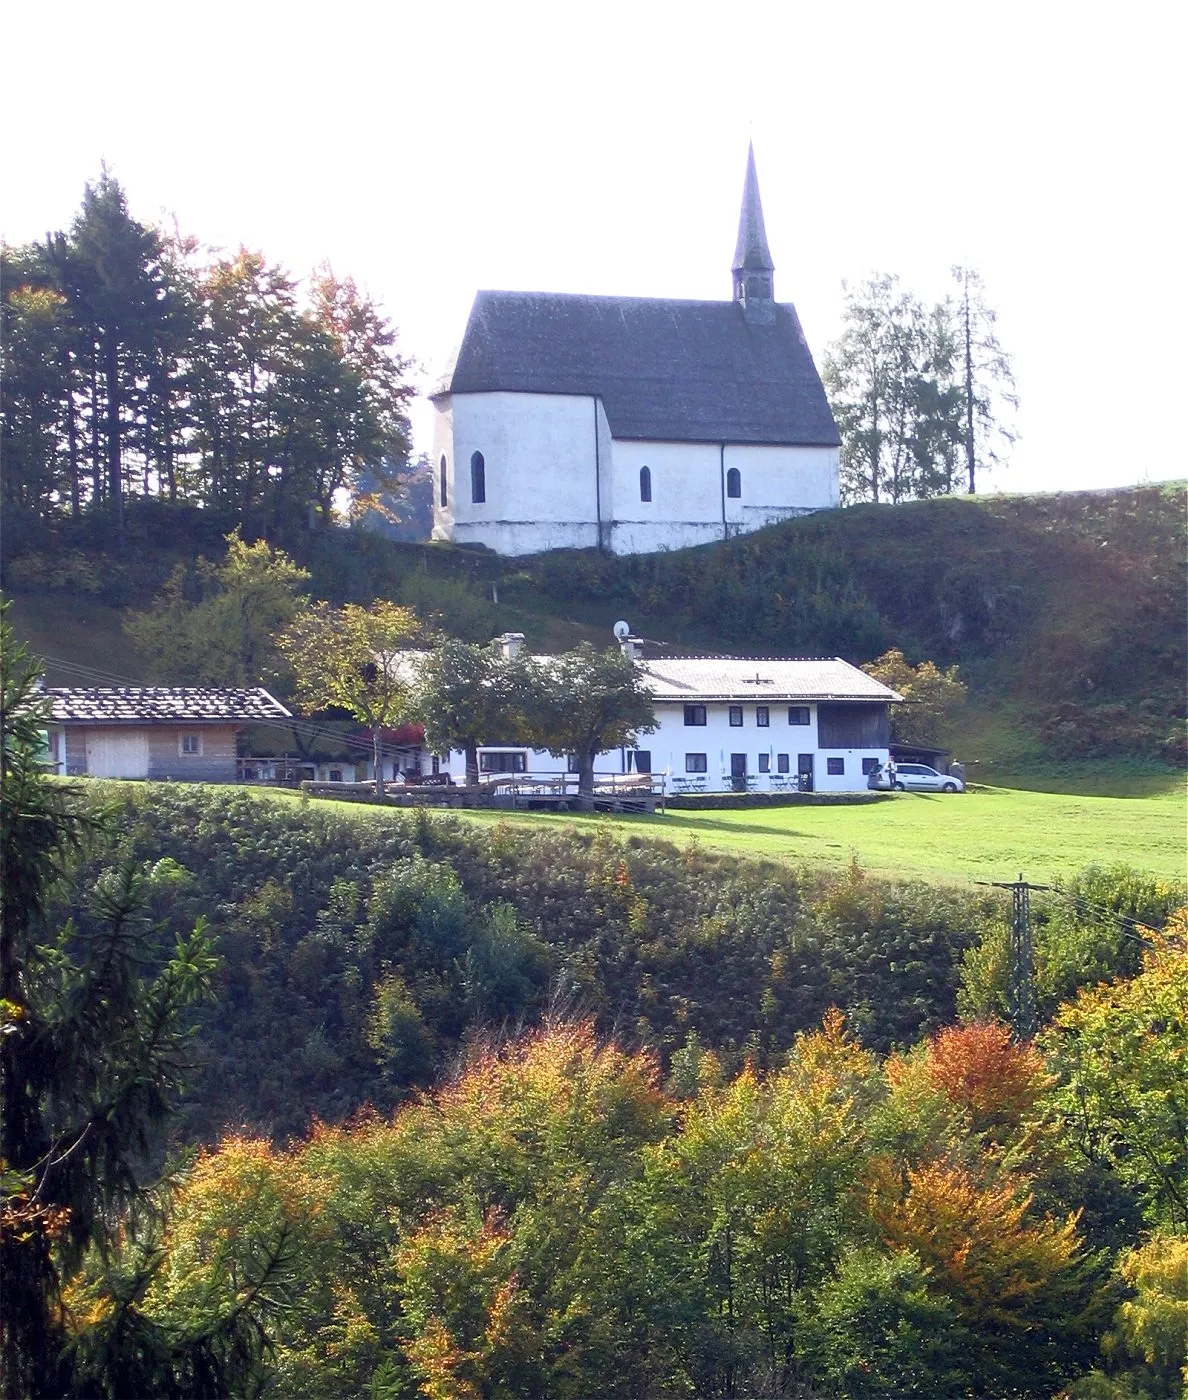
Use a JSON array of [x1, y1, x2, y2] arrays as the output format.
[[6, 484, 1185, 777]]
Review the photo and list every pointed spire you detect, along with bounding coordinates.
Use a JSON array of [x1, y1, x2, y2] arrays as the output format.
[[732, 143, 775, 275]]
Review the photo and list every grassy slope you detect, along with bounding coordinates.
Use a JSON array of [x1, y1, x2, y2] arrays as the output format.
[[263, 780, 1188, 884]]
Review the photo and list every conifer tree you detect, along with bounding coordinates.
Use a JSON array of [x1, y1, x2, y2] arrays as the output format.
[[0, 606, 231, 1396]]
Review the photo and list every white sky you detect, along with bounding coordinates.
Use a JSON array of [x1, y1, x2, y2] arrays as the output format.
[[4, 0, 1185, 494]]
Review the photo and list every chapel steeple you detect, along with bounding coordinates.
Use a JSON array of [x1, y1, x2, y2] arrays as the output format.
[[732, 143, 775, 323]]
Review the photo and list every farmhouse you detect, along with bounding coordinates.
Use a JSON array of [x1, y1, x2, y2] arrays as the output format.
[[431, 145, 840, 556], [46, 687, 291, 781], [430, 641, 901, 796]]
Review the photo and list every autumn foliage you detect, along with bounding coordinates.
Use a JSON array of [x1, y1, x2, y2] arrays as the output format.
[[925, 1019, 1049, 1129]]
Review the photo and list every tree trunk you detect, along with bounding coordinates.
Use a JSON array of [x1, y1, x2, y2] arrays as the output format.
[[577, 750, 595, 811], [964, 275, 976, 494], [65, 366, 80, 519], [89, 351, 102, 503], [465, 743, 479, 789], [372, 724, 385, 801], [104, 335, 123, 536]]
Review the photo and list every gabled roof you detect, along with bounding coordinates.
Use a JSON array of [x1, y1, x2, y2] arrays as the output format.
[[47, 687, 292, 723], [640, 657, 902, 704], [386, 650, 898, 707], [432, 291, 840, 448]]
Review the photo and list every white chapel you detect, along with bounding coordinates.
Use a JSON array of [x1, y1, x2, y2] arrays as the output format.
[[430, 146, 840, 557]]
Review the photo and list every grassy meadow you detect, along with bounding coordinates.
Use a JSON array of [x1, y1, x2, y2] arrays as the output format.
[[279, 776, 1188, 885]]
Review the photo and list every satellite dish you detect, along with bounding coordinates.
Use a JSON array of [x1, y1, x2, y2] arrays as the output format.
[[613, 620, 631, 641]]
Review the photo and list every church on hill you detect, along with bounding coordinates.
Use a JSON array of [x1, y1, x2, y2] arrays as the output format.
[[430, 146, 841, 557]]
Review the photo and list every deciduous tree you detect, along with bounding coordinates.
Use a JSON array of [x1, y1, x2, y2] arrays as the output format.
[[411, 638, 525, 787], [823, 274, 963, 504], [1039, 921, 1188, 1227], [824, 270, 1015, 503], [125, 530, 311, 687], [520, 643, 655, 808], [952, 265, 1018, 494], [278, 599, 421, 797], [862, 647, 966, 745]]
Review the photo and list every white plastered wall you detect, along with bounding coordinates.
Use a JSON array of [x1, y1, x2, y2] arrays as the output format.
[[431, 394, 841, 557], [432, 701, 887, 794], [434, 391, 601, 554], [724, 443, 840, 523]]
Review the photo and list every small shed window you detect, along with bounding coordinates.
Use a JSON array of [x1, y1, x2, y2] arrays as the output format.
[[639, 465, 652, 502], [439, 454, 448, 507], [726, 467, 741, 498], [471, 451, 486, 503], [179, 733, 202, 756]]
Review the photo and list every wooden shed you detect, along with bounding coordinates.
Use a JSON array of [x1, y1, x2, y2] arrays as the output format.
[[46, 687, 292, 782]]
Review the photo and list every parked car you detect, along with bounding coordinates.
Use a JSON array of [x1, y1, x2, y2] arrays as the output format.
[[871, 762, 964, 793]]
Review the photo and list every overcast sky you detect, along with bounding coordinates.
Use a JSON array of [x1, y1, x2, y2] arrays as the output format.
[[4, 0, 1184, 494]]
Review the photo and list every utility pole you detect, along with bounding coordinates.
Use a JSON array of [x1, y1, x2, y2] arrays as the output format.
[[983, 874, 1050, 1041]]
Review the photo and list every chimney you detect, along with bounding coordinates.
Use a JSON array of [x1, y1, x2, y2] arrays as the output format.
[[620, 636, 642, 661], [496, 632, 525, 659]]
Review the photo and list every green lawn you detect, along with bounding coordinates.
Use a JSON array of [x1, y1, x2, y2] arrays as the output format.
[[341, 783, 1186, 886]]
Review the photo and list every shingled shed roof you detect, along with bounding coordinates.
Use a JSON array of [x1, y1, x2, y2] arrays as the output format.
[[47, 687, 292, 724], [433, 291, 841, 447], [640, 656, 902, 704]]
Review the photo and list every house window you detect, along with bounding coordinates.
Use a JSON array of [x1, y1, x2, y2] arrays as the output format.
[[470, 451, 485, 503], [480, 751, 527, 773], [777, 753, 790, 773], [640, 465, 652, 503], [179, 733, 202, 756], [631, 750, 652, 774], [756, 706, 769, 727], [329, 768, 343, 782], [861, 757, 880, 775], [684, 705, 707, 726], [685, 753, 708, 773], [788, 706, 810, 726], [726, 466, 741, 499], [439, 454, 447, 507], [567, 754, 581, 774], [729, 706, 743, 727], [758, 753, 770, 773], [827, 757, 845, 776]]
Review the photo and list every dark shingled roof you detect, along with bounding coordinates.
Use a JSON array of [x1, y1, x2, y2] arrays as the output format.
[[47, 687, 292, 723], [433, 291, 841, 447]]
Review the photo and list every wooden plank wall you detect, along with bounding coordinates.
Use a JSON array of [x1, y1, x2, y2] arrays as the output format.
[[60, 724, 241, 781], [148, 726, 239, 782]]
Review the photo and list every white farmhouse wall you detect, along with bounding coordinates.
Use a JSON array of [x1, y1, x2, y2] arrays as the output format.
[[433, 392, 602, 554], [431, 699, 886, 795]]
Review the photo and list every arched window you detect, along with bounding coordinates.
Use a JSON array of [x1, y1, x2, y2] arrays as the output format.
[[470, 451, 486, 504], [639, 465, 652, 503], [726, 467, 741, 499], [439, 454, 448, 507]]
